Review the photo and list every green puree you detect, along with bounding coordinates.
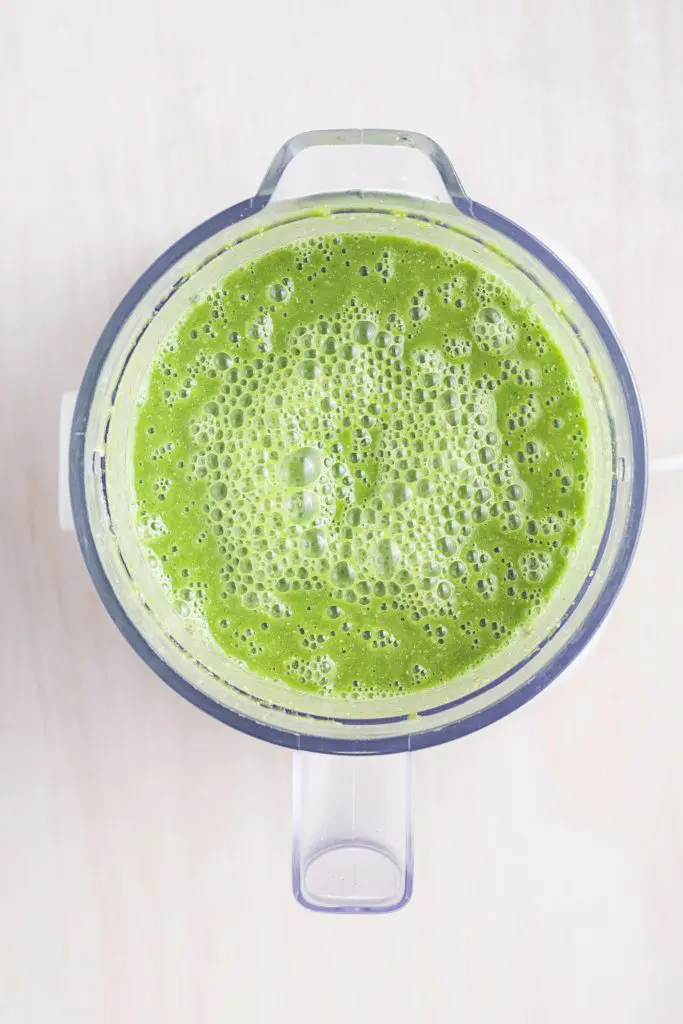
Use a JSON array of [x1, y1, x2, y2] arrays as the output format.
[[134, 233, 589, 699]]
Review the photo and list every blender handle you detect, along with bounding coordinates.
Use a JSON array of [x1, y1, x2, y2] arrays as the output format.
[[292, 750, 413, 913], [257, 128, 470, 205]]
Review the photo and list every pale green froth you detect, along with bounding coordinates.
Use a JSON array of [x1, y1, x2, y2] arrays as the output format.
[[133, 233, 589, 699]]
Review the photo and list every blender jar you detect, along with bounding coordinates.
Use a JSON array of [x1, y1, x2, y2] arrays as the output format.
[[69, 130, 646, 912]]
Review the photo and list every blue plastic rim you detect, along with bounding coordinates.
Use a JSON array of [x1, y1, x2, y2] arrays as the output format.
[[69, 192, 647, 755]]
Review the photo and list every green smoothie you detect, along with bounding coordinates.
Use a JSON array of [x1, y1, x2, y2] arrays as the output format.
[[133, 233, 589, 699]]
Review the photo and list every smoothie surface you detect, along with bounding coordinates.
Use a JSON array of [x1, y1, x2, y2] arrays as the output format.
[[133, 232, 589, 698]]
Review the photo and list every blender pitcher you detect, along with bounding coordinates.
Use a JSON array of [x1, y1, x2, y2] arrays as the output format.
[[68, 130, 647, 913]]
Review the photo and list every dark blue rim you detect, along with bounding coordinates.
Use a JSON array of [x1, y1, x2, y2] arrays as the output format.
[[70, 193, 647, 755]]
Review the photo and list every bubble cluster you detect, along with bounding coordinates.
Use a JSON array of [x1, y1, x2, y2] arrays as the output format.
[[134, 232, 590, 700]]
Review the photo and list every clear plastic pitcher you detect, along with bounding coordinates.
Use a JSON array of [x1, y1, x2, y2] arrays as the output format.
[[69, 130, 646, 913]]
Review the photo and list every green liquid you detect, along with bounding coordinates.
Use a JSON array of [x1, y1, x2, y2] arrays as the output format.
[[133, 233, 589, 699]]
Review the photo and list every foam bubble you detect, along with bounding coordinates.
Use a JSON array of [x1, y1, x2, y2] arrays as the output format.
[[280, 447, 322, 488]]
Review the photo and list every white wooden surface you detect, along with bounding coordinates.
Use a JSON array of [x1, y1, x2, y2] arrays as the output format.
[[2, 0, 683, 1021]]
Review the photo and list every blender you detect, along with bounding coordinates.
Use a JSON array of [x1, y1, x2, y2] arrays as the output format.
[[65, 130, 647, 912]]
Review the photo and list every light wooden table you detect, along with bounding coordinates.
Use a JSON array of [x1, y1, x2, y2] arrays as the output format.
[[2, 1, 683, 1021]]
